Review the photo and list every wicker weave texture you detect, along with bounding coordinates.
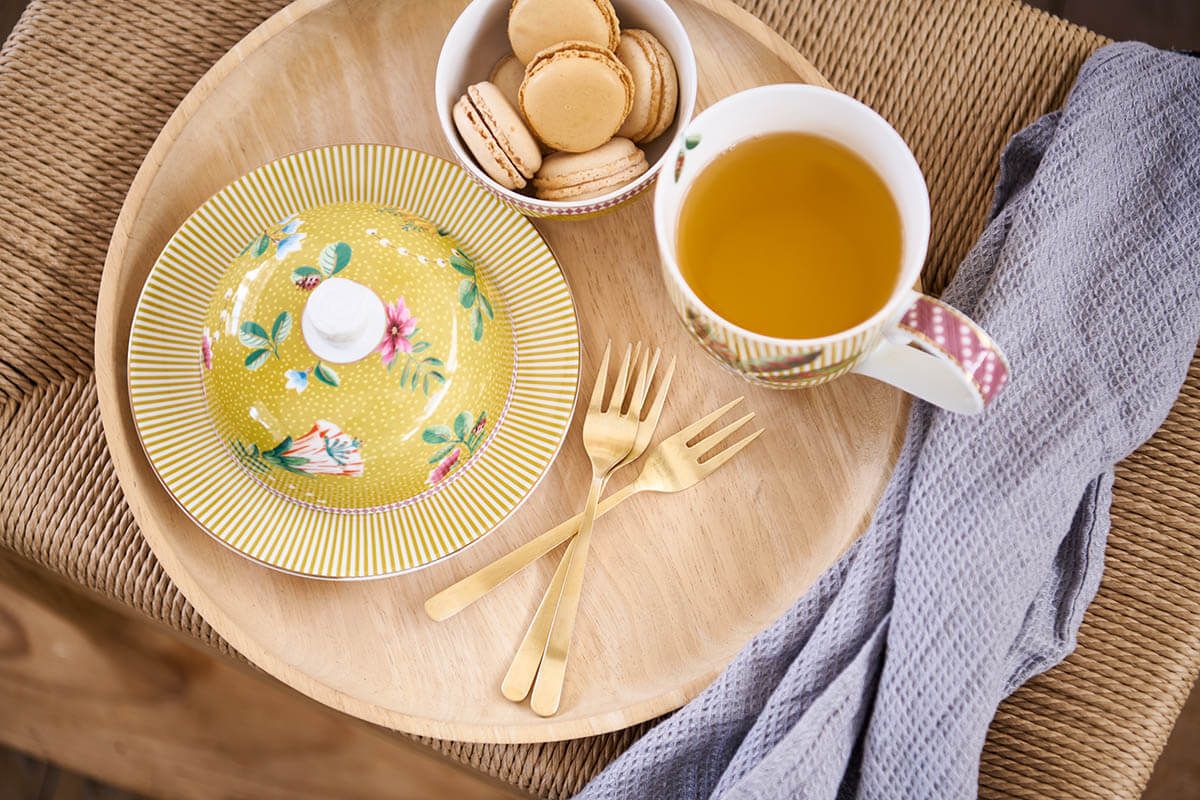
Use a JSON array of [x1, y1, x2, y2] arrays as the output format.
[[1, 0, 1195, 798]]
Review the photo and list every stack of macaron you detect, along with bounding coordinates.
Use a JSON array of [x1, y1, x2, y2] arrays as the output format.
[[452, 0, 679, 202]]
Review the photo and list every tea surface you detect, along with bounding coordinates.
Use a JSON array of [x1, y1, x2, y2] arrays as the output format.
[[676, 132, 902, 339]]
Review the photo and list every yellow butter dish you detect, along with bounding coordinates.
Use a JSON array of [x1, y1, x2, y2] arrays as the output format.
[[128, 145, 580, 578]]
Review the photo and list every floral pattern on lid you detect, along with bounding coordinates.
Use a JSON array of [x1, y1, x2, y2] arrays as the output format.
[[232, 420, 364, 478], [200, 202, 516, 512]]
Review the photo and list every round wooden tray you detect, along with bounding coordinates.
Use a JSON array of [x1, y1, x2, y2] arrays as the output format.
[[95, 0, 907, 742]]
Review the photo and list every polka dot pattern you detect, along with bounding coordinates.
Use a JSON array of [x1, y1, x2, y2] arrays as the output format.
[[899, 295, 1010, 405]]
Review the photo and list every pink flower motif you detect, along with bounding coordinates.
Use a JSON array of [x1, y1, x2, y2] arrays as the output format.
[[471, 412, 487, 437], [200, 329, 213, 370], [427, 448, 460, 485], [379, 297, 417, 367], [279, 420, 364, 477]]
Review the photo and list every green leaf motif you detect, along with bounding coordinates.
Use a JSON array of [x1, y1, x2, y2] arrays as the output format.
[[685, 133, 701, 150], [429, 371, 446, 384], [319, 242, 352, 276], [428, 444, 456, 463], [238, 240, 253, 257], [450, 251, 475, 277], [231, 441, 268, 474], [410, 370, 420, 390], [274, 454, 313, 476], [423, 357, 444, 368], [459, 279, 477, 309], [271, 311, 292, 345], [252, 235, 271, 257], [411, 341, 431, 353], [479, 293, 494, 320], [399, 362, 410, 386], [422, 426, 453, 444], [422, 375, 430, 396], [454, 411, 471, 440], [244, 349, 269, 370], [253, 438, 313, 477], [471, 306, 484, 342], [291, 265, 320, 280], [239, 321, 270, 348], [313, 363, 339, 387]]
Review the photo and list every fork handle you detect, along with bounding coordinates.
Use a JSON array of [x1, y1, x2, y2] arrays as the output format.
[[501, 533, 578, 701], [530, 474, 606, 716], [424, 480, 642, 621]]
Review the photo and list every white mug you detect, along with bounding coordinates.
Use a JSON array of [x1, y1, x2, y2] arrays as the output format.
[[654, 84, 1009, 414]]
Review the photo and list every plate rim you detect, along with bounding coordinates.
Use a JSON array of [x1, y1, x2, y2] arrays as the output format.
[[125, 142, 582, 580]]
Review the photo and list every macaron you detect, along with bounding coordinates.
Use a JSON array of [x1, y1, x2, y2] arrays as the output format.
[[615, 29, 678, 143], [520, 41, 634, 153], [508, 0, 620, 64], [489, 54, 526, 111], [491, 53, 555, 155], [453, 82, 542, 190], [532, 137, 649, 201]]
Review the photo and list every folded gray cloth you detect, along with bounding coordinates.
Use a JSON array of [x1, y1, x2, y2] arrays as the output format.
[[578, 42, 1200, 800]]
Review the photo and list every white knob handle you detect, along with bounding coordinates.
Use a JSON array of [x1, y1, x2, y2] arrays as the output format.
[[301, 278, 386, 364]]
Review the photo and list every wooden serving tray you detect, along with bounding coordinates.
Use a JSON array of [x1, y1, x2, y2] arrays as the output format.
[[96, 0, 907, 742]]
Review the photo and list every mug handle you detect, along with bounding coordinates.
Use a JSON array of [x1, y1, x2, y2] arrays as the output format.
[[851, 291, 1010, 414]]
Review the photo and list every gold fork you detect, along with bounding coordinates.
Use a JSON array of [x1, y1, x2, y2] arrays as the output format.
[[528, 398, 753, 714], [426, 346, 673, 623], [500, 343, 671, 703], [425, 397, 758, 624], [527, 340, 667, 715]]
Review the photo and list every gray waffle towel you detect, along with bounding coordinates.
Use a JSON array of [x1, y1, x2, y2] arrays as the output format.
[[578, 42, 1200, 799]]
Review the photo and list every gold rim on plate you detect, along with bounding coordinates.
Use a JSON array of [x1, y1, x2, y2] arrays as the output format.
[[128, 144, 581, 579]]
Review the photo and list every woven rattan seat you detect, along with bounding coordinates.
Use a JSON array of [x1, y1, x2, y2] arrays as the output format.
[[1, 1, 1196, 797]]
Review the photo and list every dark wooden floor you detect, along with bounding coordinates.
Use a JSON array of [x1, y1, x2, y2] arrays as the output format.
[[0, 0, 1196, 798], [0, 749, 149, 800]]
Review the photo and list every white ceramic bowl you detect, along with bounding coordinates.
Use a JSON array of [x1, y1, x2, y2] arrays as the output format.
[[435, 0, 698, 218]]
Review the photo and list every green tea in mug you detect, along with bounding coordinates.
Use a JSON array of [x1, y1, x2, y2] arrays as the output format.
[[676, 132, 903, 340]]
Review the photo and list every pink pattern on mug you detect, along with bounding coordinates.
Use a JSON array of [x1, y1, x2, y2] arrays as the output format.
[[898, 296, 1010, 405]]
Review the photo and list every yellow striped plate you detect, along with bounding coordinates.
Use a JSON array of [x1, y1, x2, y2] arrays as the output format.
[[128, 145, 580, 579]]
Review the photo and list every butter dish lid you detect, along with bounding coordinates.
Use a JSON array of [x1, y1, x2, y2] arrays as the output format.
[[200, 202, 514, 512]]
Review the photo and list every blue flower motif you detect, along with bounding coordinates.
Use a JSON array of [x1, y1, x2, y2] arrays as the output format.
[[284, 369, 308, 393], [279, 214, 303, 235], [275, 232, 307, 260]]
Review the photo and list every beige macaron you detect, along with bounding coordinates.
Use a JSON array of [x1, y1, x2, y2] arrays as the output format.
[[452, 81, 543, 190], [532, 137, 649, 201], [489, 54, 526, 111], [615, 29, 678, 143], [520, 41, 634, 153], [507, 0, 620, 64], [491, 53, 555, 155]]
